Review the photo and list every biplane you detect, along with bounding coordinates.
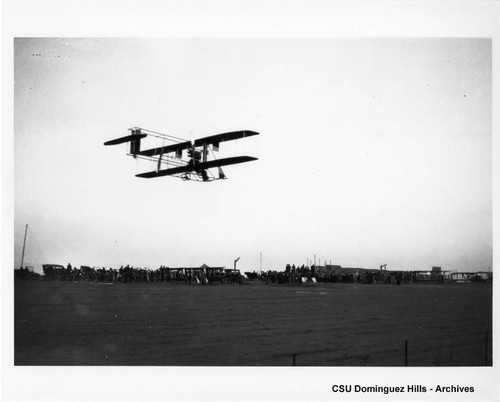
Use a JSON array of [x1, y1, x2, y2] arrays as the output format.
[[104, 127, 259, 182]]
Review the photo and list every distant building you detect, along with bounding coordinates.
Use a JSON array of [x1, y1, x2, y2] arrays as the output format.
[[431, 266, 443, 281], [315, 265, 342, 275], [448, 271, 493, 283]]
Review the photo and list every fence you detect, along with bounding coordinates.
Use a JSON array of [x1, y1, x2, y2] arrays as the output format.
[[289, 330, 492, 366]]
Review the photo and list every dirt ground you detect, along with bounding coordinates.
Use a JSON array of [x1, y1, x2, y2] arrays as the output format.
[[14, 280, 492, 366]]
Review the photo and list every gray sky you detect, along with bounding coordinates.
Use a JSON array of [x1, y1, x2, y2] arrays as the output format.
[[14, 37, 491, 273]]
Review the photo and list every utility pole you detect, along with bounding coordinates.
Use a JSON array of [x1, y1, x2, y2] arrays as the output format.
[[20, 224, 28, 269], [234, 257, 240, 272]]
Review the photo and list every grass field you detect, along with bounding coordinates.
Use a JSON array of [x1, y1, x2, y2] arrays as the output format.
[[14, 280, 492, 366]]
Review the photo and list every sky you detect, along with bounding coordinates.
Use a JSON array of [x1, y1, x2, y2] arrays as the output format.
[[14, 37, 491, 273]]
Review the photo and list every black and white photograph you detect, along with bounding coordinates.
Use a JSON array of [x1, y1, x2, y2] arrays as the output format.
[[2, 2, 498, 401]]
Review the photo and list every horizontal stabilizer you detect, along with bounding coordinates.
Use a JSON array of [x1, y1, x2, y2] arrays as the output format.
[[194, 130, 259, 147], [137, 141, 192, 157], [104, 134, 147, 146]]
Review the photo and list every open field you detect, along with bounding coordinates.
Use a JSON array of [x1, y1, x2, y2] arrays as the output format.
[[15, 280, 492, 366]]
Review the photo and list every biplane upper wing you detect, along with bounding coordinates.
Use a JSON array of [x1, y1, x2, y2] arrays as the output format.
[[135, 164, 193, 179], [194, 156, 258, 170], [104, 133, 147, 146], [137, 141, 192, 157], [193, 130, 259, 147]]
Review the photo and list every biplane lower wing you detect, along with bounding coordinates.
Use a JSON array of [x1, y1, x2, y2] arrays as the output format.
[[193, 130, 259, 147], [137, 141, 192, 157], [104, 133, 147, 146], [194, 156, 258, 170], [135, 156, 257, 179], [135, 165, 192, 178]]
